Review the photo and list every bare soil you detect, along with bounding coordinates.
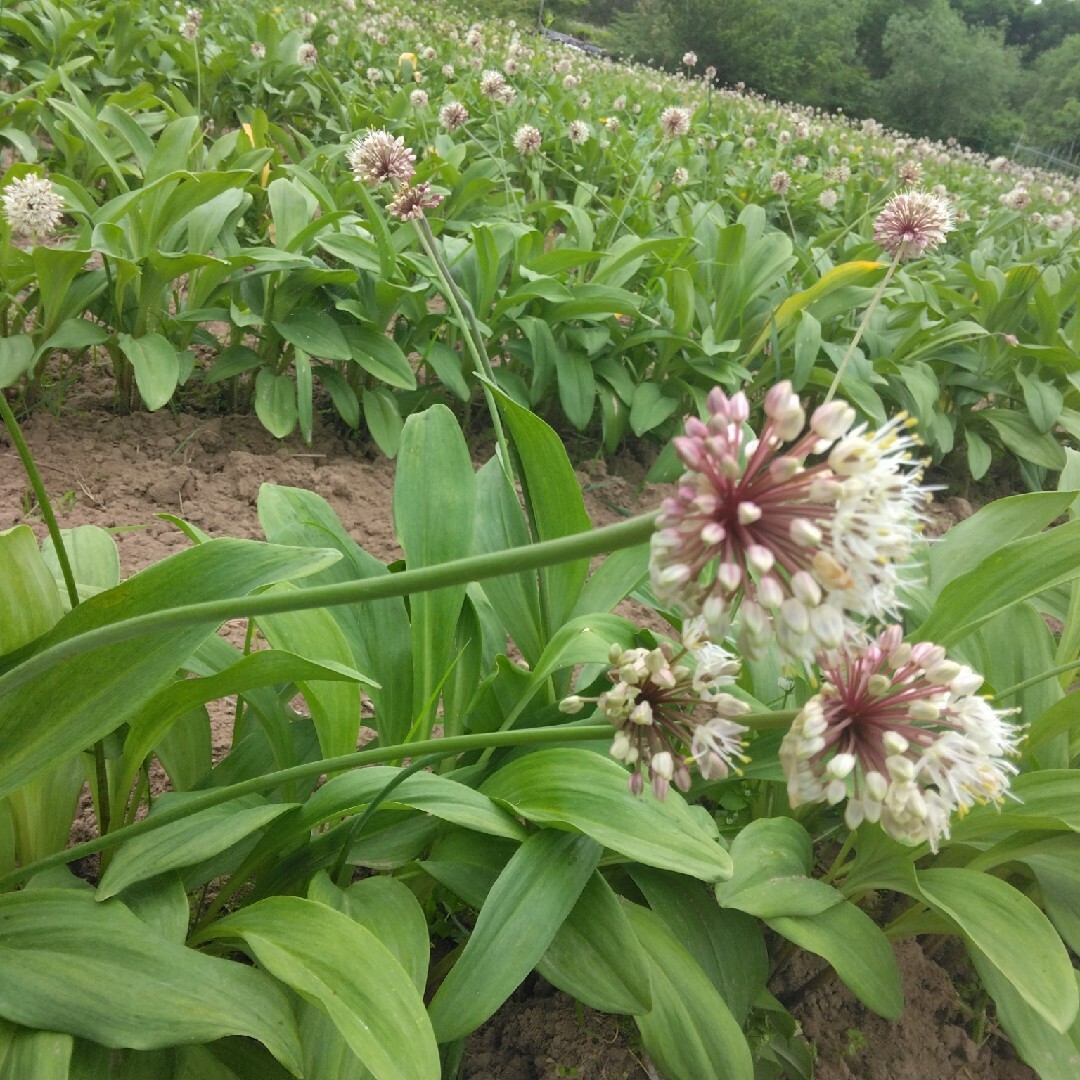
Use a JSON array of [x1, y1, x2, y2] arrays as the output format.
[[0, 377, 1036, 1079]]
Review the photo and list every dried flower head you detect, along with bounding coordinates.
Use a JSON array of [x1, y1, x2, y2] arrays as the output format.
[[659, 106, 692, 139], [512, 124, 542, 156], [347, 129, 416, 187], [780, 626, 1020, 851], [438, 101, 469, 131], [296, 42, 318, 66], [387, 181, 443, 221], [2, 174, 65, 239], [672, 166, 689, 187], [250, 41, 267, 59], [873, 190, 954, 261], [561, 624, 750, 799], [650, 383, 927, 666]]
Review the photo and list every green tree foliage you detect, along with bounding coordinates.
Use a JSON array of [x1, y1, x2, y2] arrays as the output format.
[[1020, 33, 1080, 152], [874, 0, 1024, 148]]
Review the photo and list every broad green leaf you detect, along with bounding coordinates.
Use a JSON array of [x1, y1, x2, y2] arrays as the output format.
[[41, 524, 119, 607], [393, 406, 476, 733], [360, 386, 402, 458], [267, 177, 316, 251], [950, 770, 1080, 838], [553, 348, 595, 429], [0, 890, 301, 1073], [256, 484, 413, 746], [914, 518, 1080, 646], [257, 584, 362, 759], [0, 526, 63, 654], [569, 544, 650, 622], [926, 491, 1077, 594], [538, 871, 653, 1015], [917, 867, 1077, 1032], [273, 311, 350, 361], [488, 382, 592, 631], [626, 902, 753, 1080], [630, 381, 679, 436], [0, 1025, 72, 1080], [716, 818, 843, 918], [343, 325, 416, 390], [979, 408, 1067, 470], [969, 957, 1080, 1080], [208, 897, 437, 1080], [0, 335, 34, 388], [117, 649, 363, 811], [0, 539, 340, 801], [308, 873, 430, 993], [633, 867, 767, 1025], [767, 900, 903, 1020], [480, 748, 732, 882], [303, 764, 524, 839], [1019, 835, 1080, 956], [98, 796, 297, 899], [254, 369, 297, 438], [427, 831, 600, 1041], [473, 459, 545, 665], [116, 333, 179, 411]]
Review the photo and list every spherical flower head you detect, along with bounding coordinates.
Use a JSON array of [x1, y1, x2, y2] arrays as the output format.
[[479, 69, 508, 101], [410, 88, 429, 109], [561, 628, 750, 799], [672, 166, 689, 188], [566, 119, 590, 145], [2, 174, 65, 239], [873, 189, 954, 261], [649, 383, 928, 667], [769, 170, 792, 194], [347, 129, 416, 187], [897, 160, 922, 186], [387, 181, 443, 221], [250, 41, 267, 59], [297, 42, 318, 66], [779, 626, 1021, 852], [438, 101, 469, 131], [682, 51, 697, 67], [659, 106, 691, 139], [180, 18, 199, 41], [818, 188, 839, 211], [513, 124, 542, 156]]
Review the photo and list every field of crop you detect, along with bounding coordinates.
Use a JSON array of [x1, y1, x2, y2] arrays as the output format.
[[2, 2, 1080, 1078]]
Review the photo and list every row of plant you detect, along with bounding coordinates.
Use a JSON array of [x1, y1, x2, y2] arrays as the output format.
[[2, 3, 1080, 1079], [0, 0, 1078, 483]]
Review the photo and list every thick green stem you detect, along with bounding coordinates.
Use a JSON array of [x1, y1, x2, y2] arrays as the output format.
[[0, 724, 613, 890], [1, 392, 113, 838], [823, 253, 900, 403], [3, 513, 658, 694], [0, 392, 79, 608], [413, 216, 513, 478]]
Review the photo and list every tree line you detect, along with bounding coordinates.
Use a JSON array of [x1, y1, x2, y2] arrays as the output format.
[[578, 0, 1080, 157]]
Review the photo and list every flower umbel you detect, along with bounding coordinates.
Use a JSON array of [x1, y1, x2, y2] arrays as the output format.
[[562, 626, 750, 799], [780, 626, 1020, 851], [873, 189, 954, 260], [387, 181, 443, 221], [347, 130, 416, 187], [650, 383, 927, 665], [2, 175, 65, 239], [659, 106, 691, 139]]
